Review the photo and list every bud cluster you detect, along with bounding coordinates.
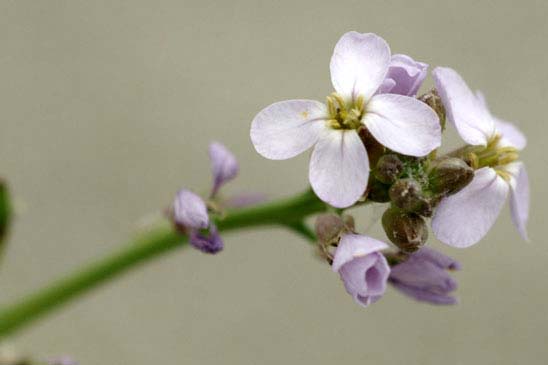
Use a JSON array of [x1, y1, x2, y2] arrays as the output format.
[[368, 151, 474, 253]]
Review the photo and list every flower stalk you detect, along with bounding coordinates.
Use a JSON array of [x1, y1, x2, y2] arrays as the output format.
[[0, 189, 326, 339]]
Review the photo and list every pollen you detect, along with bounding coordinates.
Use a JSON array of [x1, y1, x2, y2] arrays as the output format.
[[301, 111, 309, 119]]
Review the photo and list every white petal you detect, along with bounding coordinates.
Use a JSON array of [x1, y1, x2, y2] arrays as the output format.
[[433, 67, 494, 146], [332, 233, 389, 273], [330, 32, 390, 101], [432, 167, 509, 248], [309, 129, 369, 208], [250, 100, 327, 160], [494, 118, 527, 150], [506, 162, 530, 240], [363, 94, 441, 156]]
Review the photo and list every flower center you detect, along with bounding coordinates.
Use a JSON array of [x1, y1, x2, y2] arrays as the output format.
[[326, 93, 365, 130], [465, 134, 519, 180]]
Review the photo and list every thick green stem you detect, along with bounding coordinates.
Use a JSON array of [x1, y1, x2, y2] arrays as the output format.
[[0, 189, 325, 338]]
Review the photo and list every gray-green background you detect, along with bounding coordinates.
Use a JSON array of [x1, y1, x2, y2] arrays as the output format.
[[0, 1, 546, 364]]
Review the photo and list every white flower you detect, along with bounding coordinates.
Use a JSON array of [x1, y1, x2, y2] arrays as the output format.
[[250, 32, 441, 208], [431, 67, 529, 247]]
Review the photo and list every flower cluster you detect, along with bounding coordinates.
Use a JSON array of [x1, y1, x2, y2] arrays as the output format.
[[250, 32, 529, 306]]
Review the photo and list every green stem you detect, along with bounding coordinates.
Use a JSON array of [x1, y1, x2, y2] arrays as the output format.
[[0, 189, 326, 338]]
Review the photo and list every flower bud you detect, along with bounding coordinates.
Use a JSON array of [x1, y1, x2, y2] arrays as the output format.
[[382, 207, 428, 253], [314, 214, 346, 244], [366, 179, 391, 203], [429, 157, 474, 195], [389, 178, 432, 217], [419, 89, 446, 130], [374, 154, 403, 184]]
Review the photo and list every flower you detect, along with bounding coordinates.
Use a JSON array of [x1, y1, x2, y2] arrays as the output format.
[[172, 142, 240, 254], [251, 32, 441, 208], [378, 54, 429, 96], [431, 67, 529, 247], [389, 247, 460, 305], [332, 233, 390, 307]]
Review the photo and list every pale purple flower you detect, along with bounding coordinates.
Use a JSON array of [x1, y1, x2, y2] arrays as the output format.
[[173, 189, 223, 253], [378, 54, 429, 96], [251, 32, 441, 208], [209, 141, 239, 197], [389, 247, 460, 305], [431, 67, 529, 247], [332, 233, 390, 307]]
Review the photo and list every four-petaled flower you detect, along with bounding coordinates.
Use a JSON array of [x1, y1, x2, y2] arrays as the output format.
[[251, 31, 441, 208], [332, 233, 391, 307], [389, 247, 460, 305], [431, 67, 529, 247]]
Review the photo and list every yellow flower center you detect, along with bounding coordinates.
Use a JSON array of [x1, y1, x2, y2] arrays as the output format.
[[326, 93, 365, 130], [465, 134, 519, 181]]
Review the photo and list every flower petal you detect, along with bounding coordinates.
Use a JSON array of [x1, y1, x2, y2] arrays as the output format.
[[330, 32, 390, 101], [432, 167, 509, 248], [378, 54, 428, 96], [413, 247, 461, 271], [309, 129, 369, 208], [332, 233, 389, 273], [506, 162, 530, 241], [390, 281, 458, 305], [250, 100, 327, 160], [173, 189, 209, 229], [495, 118, 527, 150], [209, 141, 239, 197], [433, 67, 494, 146], [189, 224, 224, 254], [364, 94, 441, 156]]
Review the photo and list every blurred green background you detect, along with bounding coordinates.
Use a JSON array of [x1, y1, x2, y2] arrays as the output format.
[[0, 0, 546, 364]]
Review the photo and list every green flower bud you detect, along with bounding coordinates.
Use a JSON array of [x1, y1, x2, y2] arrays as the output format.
[[389, 178, 432, 217], [366, 179, 391, 203], [429, 157, 474, 195], [374, 154, 404, 184], [382, 207, 428, 253]]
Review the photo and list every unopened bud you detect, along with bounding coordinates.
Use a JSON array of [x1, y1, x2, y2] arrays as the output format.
[[374, 154, 403, 184], [382, 207, 428, 253], [389, 178, 432, 217], [419, 89, 446, 130], [314, 214, 346, 244], [366, 179, 390, 203], [429, 157, 474, 195]]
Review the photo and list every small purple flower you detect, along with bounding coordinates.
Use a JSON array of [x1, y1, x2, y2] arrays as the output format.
[[378, 54, 429, 96], [172, 141, 242, 254], [389, 247, 460, 305], [332, 233, 390, 307], [251, 31, 441, 208], [209, 141, 239, 197], [431, 67, 529, 247]]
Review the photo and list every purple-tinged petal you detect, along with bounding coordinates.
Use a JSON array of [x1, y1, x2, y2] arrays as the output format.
[[189, 224, 223, 254], [330, 32, 390, 101], [390, 281, 458, 305], [494, 118, 527, 150], [209, 142, 239, 197], [332, 233, 389, 272], [433, 67, 495, 146], [173, 189, 209, 229], [250, 100, 327, 160], [389, 247, 460, 305], [378, 54, 428, 96], [309, 129, 369, 208], [432, 167, 509, 248], [364, 93, 441, 156], [506, 162, 530, 241], [412, 246, 461, 271]]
